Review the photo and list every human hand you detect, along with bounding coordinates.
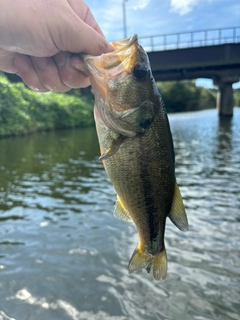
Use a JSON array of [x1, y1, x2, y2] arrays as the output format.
[[0, 0, 113, 91]]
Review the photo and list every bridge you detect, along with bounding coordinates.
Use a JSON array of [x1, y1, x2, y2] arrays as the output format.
[[139, 26, 240, 116]]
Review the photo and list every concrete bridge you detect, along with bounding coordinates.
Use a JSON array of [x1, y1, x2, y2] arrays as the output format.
[[139, 26, 240, 116]]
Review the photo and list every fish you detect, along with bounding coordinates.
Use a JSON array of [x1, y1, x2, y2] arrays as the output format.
[[83, 34, 188, 280]]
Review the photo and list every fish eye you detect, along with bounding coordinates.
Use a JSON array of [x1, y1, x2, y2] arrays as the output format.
[[133, 63, 148, 81]]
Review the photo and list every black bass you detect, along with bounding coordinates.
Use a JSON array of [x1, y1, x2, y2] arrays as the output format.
[[83, 35, 188, 280]]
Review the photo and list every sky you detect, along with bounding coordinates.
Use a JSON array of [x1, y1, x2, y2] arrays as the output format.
[[85, 0, 240, 88]]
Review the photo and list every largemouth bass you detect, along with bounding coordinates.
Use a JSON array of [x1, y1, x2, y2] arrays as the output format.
[[83, 35, 188, 280]]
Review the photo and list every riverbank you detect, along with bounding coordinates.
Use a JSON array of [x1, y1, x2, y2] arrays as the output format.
[[0, 73, 95, 138], [1, 72, 239, 138]]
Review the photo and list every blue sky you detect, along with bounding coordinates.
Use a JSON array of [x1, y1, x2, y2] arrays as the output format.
[[85, 0, 240, 88]]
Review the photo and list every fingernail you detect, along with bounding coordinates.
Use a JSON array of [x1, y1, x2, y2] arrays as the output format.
[[54, 52, 67, 67], [32, 57, 48, 70]]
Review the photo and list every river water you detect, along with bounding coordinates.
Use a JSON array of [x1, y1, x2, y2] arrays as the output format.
[[0, 109, 239, 320]]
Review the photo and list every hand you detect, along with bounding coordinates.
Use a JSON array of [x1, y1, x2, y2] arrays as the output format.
[[0, 0, 113, 91]]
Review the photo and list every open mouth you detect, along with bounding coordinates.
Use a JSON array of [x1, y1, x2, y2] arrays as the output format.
[[83, 34, 139, 72]]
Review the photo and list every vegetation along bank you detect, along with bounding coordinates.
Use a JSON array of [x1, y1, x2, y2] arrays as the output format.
[[0, 73, 94, 138], [0, 72, 239, 138]]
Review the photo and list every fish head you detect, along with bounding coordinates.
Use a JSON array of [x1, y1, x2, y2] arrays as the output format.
[[83, 35, 159, 136]]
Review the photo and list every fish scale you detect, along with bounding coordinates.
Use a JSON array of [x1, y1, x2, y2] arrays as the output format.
[[83, 34, 188, 280]]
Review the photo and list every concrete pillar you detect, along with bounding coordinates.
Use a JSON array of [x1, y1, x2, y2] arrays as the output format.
[[214, 75, 239, 117], [217, 81, 234, 117]]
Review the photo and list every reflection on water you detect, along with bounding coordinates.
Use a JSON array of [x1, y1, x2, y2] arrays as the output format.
[[0, 109, 240, 320]]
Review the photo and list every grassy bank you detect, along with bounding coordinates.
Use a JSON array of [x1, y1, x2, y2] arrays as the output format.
[[1, 72, 239, 138], [0, 73, 94, 138]]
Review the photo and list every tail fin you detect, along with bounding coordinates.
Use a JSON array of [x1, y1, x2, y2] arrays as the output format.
[[152, 248, 167, 280], [128, 246, 167, 281]]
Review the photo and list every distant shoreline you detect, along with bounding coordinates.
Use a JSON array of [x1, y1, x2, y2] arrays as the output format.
[[1, 73, 239, 139]]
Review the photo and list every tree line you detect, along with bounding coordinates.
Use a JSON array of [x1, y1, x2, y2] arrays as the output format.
[[156, 80, 217, 113], [0, 72, 239, 138]]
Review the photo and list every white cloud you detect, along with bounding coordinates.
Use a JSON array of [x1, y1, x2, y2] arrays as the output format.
[[171, 0, 199, 15], [129, 0, 151, 10], [88, 0, 124, 40], [87, 0, 240, 43], [91, 0, 152, 41]]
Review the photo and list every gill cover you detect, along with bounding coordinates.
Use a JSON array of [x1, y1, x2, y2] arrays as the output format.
[[83, 35, 155, 159]]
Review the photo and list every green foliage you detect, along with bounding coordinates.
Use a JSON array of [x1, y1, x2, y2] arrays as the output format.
[[0, 73, 94, 137], [1, 72, 239, 138], [234, 88, 240, 107], [157, 80, 217, 113]]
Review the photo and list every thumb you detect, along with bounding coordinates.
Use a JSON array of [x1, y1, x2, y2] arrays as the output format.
[[60, 14, 113, 56]]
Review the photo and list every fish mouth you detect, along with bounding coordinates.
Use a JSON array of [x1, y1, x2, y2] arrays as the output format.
[[83, 34, 138, 65], [82, 34, 148, 102], [82, 34, 145, 77], [111, 34, 138, 53]]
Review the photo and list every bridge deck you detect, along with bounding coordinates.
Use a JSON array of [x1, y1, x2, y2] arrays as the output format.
[[148, 43, 240, 82], [136, 26, 240, 116]]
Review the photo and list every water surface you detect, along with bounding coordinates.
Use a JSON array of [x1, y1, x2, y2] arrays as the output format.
[[0, 109, 240, 320]]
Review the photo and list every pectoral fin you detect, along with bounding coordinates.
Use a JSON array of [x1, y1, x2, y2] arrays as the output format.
[[107, 100, 155, 137], [99, 135, 125, 160], [120, 100, 155, 133], [113, 196, 133, 222], [168, 181, 188, 231]]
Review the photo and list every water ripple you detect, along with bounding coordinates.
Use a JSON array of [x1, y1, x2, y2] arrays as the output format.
[[0, 112, 240, 319]]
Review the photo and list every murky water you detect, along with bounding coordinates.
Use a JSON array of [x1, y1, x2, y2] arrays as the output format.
[[0, 109, 239, 320]]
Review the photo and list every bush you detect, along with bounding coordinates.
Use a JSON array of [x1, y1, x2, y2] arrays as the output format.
[[234, 88, 240, 107], [156, 80, 216, 113], [1, 72, 239, 138], [0, 73, 94, 137]]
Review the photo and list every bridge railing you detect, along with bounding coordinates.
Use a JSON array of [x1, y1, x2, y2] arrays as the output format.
[[139, 26, 240, 52]]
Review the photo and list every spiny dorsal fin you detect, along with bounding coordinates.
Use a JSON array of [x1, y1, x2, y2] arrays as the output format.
[[113, 196, 133, 222], [168, 181, 188, 231]]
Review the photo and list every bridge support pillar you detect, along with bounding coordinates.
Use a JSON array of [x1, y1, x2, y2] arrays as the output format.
[[214, 76, 239, 117], [217, 82, 233, 117]]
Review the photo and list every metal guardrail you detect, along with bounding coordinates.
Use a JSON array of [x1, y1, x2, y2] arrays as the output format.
[[139, 26, 240, 52]]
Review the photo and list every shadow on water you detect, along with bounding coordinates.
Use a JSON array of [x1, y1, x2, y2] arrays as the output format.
[[0, 127, 99, 174], [0, 127, 100, 208], [0, 109, 240, 320], [216, 116, 233, 155]]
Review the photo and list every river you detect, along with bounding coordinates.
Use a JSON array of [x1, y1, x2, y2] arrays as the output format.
[[0, 109, 239, 320]]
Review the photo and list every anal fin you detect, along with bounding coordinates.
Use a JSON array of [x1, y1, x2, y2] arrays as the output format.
[[113, 196, 133, 222], [168, 181, 188, 231]]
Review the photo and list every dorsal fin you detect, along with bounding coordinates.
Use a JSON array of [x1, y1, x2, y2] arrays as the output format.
[[168, 181, 188, 231], [113, 196, 133, 222]]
